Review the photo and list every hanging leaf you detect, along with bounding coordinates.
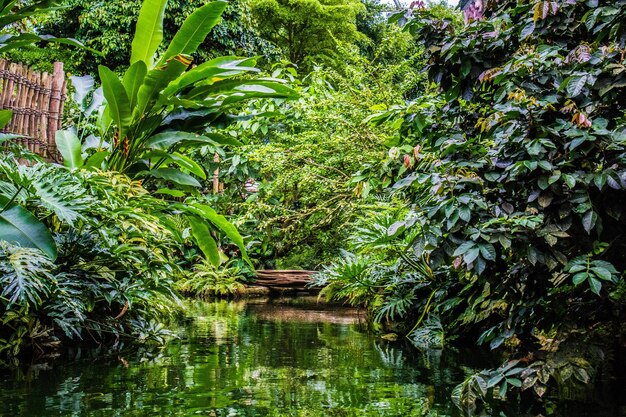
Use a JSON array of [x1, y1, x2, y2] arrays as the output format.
[[188, 215, 221, 266]]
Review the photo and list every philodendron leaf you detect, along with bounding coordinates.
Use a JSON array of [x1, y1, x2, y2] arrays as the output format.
[[0, 195, 57, 260], [55, 130, 84, 169], [187, 215, 221, 267]]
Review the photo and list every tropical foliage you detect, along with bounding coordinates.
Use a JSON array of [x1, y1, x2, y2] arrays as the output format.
[[9, 0, 275, 74], [0, 151, 182, 357], [318, 0, 626, 412], [248, 0, 366, 68]]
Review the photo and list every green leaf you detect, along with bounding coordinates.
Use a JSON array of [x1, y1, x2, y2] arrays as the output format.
[[161, 56, 259, 98], [487, 375, 504, 388], [572, 272, 588, 285], [0, 195, 57, 260], [520, 21, 535, 40], [582, 211, 597, 234], [453, 241, 476, 257], [134, 57, 190, 119], [188, 215, 221, 266], [55, 130, 83, 169], [170, 152, 206, 179], [565, 74, 588, 98], [479, 243, 496, 261], [98, 65, 132, 141], [145, 131, 240, 150], [0, 109, 12, 129], [507, 378, 522, 388], [84, 151, 110, 169], [464, 247, 480, 264], [160, 1, 227, 63], [142, 168, 201, 187], [588, 277, 602, 295], [122, 61, 148, 110], [154, 188, 185, 198], [184, 203, 252, 267], [130, 0, 167, 66], [591, 267, 613, 281]]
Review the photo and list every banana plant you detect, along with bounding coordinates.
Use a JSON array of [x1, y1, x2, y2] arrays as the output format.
[[90, 0, 296, 189]]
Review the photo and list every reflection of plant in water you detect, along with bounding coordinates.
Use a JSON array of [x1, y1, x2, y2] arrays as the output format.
[[0, 300, 470, 416], [375, 342, 407, 370]]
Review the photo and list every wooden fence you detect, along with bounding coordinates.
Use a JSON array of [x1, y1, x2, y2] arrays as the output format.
[[0, 60, 67, 161]]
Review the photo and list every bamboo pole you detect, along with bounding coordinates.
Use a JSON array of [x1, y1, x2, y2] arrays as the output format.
[[213, 152, 220, 194]]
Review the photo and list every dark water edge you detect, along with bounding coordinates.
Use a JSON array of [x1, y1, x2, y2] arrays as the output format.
[[0, 298, 624, 417]]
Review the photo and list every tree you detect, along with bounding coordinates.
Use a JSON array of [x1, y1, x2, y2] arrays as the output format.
[[248, 0, 365, 68], [26, 0, 274, 74]]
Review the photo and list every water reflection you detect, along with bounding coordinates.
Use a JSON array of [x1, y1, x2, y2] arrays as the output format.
[[0, 299, 471, 416]]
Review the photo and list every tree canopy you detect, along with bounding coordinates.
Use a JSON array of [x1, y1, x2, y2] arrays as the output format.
[[248, 0, 365, 68]]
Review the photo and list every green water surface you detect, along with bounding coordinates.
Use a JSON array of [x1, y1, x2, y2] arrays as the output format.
[[0, 299, 620, 417]]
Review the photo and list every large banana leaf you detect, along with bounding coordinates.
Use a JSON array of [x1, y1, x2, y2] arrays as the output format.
[[145, 131, 241, 150], [160, 56, 259, 99], [160, 1, 227, 63], [130, 0, 168, 66], [0, 195, 57, 260], [186, 79, 297, 101], [99, 66, 132, 141], [122, 61, 148, 110], [133, 56, 190, 119]]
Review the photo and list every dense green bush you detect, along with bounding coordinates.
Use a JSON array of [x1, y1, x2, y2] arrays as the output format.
[[207, 48, 424, 269], [319, 0, 626, 412], [0, 151, 185, 358]]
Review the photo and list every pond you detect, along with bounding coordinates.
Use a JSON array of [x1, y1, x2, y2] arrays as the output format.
[[0, 298, 621, 416]]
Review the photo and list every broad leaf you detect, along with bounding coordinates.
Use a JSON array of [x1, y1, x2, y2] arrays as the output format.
[[0, 195, 57, 260], [122, 61, 148, 110], [142, 168, 201, 187], [188, 215, 220, 266], [182, 203, 252, 267], [55, 130, 83, 169], [99, 65, 132, 141], [160, 1, 227, 63], [145, 131, 241, 150], [134, 57, 190, 119], [130, 0, 167, 66]]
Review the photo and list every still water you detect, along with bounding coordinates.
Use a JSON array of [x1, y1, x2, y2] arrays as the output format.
[[0, 299, 618, 416]]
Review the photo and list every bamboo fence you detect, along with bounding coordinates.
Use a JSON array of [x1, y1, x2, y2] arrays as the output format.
[[0, 59, 67, 161]]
